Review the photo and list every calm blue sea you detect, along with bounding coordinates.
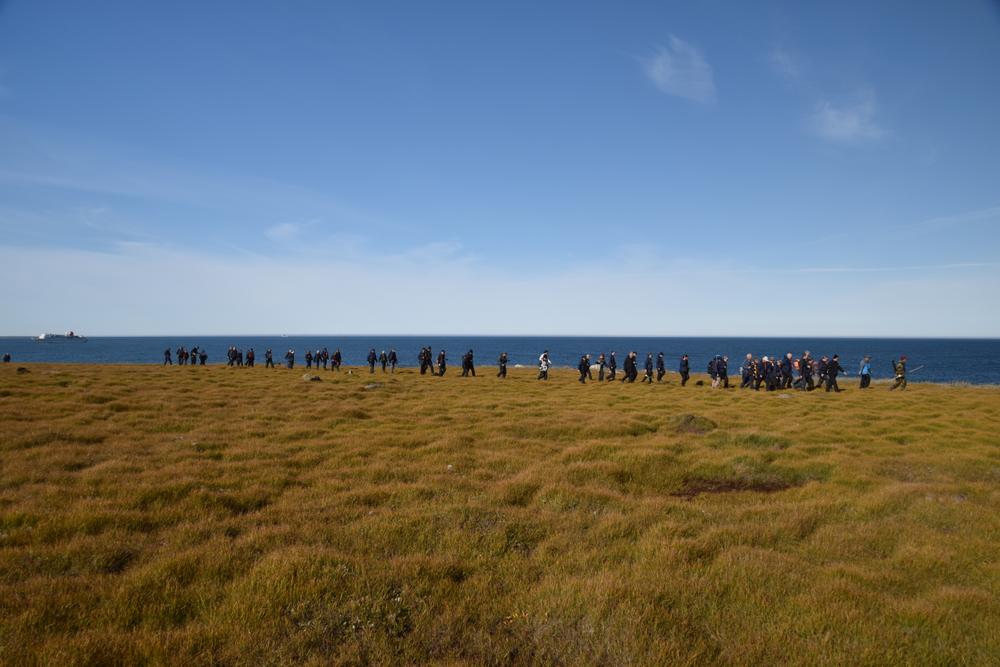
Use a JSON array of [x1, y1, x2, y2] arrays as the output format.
[[2, 336, 999, 384]]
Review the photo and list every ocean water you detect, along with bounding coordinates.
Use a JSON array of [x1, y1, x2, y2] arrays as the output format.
[[2, 336, 999, 384]]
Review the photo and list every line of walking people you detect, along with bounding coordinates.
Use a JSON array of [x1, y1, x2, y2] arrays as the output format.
[[159, 344, 908, 391]]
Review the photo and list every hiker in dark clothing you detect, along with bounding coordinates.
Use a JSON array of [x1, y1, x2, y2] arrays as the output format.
[[679, 355, 690, 386], [305, 350, 313, 369], [2, 352, 10, 363], [246, 348, 255, 367], [825, 354, 845, 392], [717, 356, 730, 388], [642, 353, 654, 383], [285, 349, 295, 369], [607, 352, 617, 381], [597, 353, 607, 381], [622, 352, 638, 383], [388, 349, 398, 373], [367, 349, 377, 373], [780, 353, 794, 389], [332, 349, 342, 371], [764, 357, 779, 391], [199, 350, 207, 365], [265, 348, 274, 368], [656, 353, 666, 382], [578, 355, 590, 384], [163, 348, 172, 365], [817, 356, 829, 389], [379, 350, 388, 373], [190, 347, 199, 369], [461, 349, 476, 377], [799, 351, 814, 391], [437, 349, 446, 376], [497, 352, 508, 378]]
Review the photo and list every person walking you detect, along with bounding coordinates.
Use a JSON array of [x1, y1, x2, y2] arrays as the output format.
[[826, 354, 845, 392], [859, 355, 872, 389], [678, 354, 690, 386], [537, 351, 551, 381], [163, 348, 172, 365], [642, 353, 654, 383], [890, 356, 908, 390], [497, 352, 508, 378]]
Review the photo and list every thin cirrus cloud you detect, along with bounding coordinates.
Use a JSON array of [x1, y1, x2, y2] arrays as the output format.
[[810, 92, 885, 144], [642, 36, 716, 104], [768, 46, 801, 82]]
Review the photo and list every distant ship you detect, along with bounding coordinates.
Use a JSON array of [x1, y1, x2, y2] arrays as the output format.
[[33, 331, 88, 342]]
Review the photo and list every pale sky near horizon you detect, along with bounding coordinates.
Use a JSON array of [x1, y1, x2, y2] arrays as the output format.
[[1, 1, 999, 337]]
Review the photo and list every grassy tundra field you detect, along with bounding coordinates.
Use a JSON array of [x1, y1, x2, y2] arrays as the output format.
[[1, 363, 999, 665]]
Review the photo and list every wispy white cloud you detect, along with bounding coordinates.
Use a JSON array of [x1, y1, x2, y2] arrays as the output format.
[[768, 46, 801, 81], [642, 36, 716, 104], [810, 92, 885, 143], [265, 222, 303, 242]]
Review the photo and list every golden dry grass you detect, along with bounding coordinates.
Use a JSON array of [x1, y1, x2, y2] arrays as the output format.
[[1, 363, 999, 665]]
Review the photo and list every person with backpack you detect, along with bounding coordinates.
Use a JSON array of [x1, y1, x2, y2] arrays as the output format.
[[497, 352, 508, 378], [717, 356, 730, 388], [607, 351, 617, 381], [578, 354, 590, 384], [284, 349, 295, 369], [305, 350, 313, 369], [367, 348, 377, 373], [437, 349, 447, 376], [708, 355, 719, 388], [246, 348, 255, 367], [379, 350, 388, 373], [678, 354, 690, 386], [163, 348, 172, 365], [656, 353, 666, 382], [388, 349, 398, 373]]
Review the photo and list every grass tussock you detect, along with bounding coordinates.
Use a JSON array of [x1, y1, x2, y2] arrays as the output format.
[[1, 363, 999, 664]]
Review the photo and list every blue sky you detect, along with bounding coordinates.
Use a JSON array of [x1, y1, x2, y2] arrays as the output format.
[[1, 1, 998, 336]]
